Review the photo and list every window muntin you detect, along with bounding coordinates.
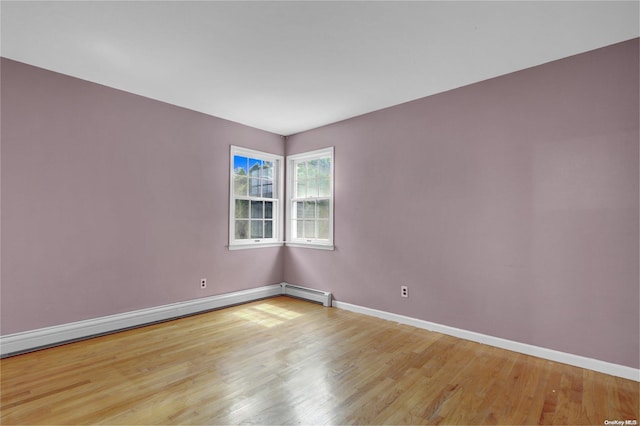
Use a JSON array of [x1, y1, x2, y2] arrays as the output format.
[[230, 147, 283, 249], [287, 147, 334, 248]]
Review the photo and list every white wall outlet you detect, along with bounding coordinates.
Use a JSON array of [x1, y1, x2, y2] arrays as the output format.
[[401, 285, 408, 298], [200, 278, 207, 289]]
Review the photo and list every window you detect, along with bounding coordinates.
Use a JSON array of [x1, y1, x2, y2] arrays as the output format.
[[287, 147, 334, 249], [229, 146, 283, 249]]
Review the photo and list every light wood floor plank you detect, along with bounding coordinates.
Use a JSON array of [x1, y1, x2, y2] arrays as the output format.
[[1, 296, 638, 425]]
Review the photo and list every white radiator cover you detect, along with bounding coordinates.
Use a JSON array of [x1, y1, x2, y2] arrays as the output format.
[[280, 283, 332, 307]]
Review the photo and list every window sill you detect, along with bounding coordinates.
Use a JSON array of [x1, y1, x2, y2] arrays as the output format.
[[228, 242, 284, 251], [285, 242, 335, 251]]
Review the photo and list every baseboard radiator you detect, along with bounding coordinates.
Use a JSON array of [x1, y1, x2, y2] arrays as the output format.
[[1, 283, 331, 357], [280, 283, 332, 307]]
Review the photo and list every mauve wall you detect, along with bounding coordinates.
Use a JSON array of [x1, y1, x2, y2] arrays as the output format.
[[1, 58, 284, 334], [285, 39, 639, 368]]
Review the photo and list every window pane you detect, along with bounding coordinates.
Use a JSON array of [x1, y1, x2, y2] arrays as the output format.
[[296, 219, 303, 237], [251, 201, 264, 219], [234, 156, 248, 175], [317, 199, 329, 218], [234, 175, 248, 196], [264, 220, 273, 238], [249, 158, 262, 178], [317, 220, 329, 239], [304, 201, 316, 218], [262, 179, 273, 198], [308, 159, 318, 180], [265, 201, 273, 219], [307, 178, 318, 198], [318, 158, 331, 178], [235, 199, 249, 218], [304, 220, 315, 238], [251, 220, 263, 238], [235, 220, 249, 239], [296, 162, 307, 181], [296, 181, 306, 198], [318, 177, 330, 197], [249, 178, 261, 197], [263, 161, 273, 179], [295, 202, 304, 219]]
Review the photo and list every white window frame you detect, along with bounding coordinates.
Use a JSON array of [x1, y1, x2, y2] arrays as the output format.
[[286, 147, 334, 250], [229, 146, 284, 250]]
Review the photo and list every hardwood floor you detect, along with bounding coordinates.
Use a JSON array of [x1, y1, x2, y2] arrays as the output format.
[[1, 296, 638, 425]]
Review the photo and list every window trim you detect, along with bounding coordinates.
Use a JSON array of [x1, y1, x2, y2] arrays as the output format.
[[229, 146, 284, 250], [286, 147, 335, 250]]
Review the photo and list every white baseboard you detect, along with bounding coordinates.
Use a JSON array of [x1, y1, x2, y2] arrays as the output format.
[[4, 285, 637, 382], [333, 300, 640, 382], [0, 284, 282, 357]]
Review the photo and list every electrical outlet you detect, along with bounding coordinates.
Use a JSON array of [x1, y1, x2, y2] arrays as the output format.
[[200, 278, 207, 289], [401, 285, 408, 298]]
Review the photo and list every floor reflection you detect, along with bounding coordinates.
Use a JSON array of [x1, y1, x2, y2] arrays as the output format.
[[232, 302, 303, 328]]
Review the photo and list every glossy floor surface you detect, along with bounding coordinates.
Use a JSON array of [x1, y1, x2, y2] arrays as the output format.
[[1, 296, 638, 425]]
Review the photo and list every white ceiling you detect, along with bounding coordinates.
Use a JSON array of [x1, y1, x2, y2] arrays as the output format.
[[2, 1, 638, 136]]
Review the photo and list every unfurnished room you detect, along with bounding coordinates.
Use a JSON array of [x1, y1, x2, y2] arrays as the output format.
[[0, 1, 639, 425]]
